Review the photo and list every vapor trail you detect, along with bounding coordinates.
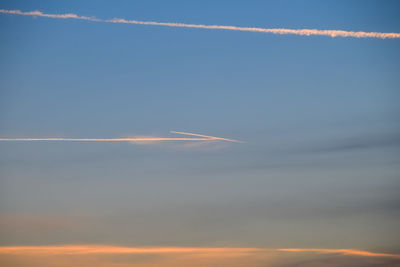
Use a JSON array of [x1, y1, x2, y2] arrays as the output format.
[[0, 132, 239, 143], [1, 9, 399, 39], [0, 138, 216, 142], [170, 131, 241, 143]]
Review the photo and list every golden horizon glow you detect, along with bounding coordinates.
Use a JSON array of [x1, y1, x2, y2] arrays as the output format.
[[0, 245, 261, 255], [0, 245, 399, 259], [278, 248, 400, 259], [1, 9, 400, 39]]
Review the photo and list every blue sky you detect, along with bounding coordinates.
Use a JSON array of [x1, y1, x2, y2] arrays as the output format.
[[0, 1, 399, 266]]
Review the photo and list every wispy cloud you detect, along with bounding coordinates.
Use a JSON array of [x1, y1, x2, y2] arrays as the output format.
[[310, 133, 400, 153], [0, 131, 239, 144], [1, 245, 398, 259], [1, 9, 399, 39], [0, 246, 260, 255], [278, 248, 400, 259], [1, 245, 399, 267]]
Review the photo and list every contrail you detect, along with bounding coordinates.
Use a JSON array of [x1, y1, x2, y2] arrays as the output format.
[[0, 138, 219, 142], [170, 131, 241, 143], [0, 131, 239, 143], [1, 9, 399, 39]]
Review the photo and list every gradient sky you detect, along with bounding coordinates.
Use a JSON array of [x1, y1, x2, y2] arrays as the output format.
[[0, 0, 400, 266]]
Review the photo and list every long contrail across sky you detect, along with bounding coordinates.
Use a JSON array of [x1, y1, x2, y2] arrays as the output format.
[[1, 9, 399, 39], [0, 131, 239, 143]]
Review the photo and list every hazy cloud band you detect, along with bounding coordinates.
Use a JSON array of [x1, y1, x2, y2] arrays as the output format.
[[278, 248, 400, 259], [1, 9, 399, 39], [0, 245, 399, 259]]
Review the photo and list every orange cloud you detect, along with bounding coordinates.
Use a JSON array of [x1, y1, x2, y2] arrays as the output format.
[[0, 246, 272, 267], [0, 246, 260, 255], [278, 248, 400, 259], [1, 9, 400, 39], [1, 245, 399, 259], [1, 246, 399, 267]]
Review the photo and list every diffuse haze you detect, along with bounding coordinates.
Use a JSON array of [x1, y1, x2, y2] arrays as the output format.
[[1, 9, 400, 39]]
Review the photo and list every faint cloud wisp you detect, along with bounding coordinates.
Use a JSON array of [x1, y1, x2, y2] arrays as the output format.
[[278, 248, 400, 259]]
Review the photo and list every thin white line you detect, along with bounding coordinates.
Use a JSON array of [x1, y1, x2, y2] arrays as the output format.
[[1, 9, 399, 39]]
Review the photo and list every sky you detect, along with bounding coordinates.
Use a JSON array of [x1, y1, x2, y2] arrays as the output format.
[[0, 0, 399, 266]]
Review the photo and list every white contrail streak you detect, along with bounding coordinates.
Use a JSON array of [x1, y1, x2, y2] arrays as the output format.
[[170, 131, 241, 143], [0, 9, 101, 21], [0, 132, 239, 143], [0, 138, 218, 142], [1, 9, 399, 39]]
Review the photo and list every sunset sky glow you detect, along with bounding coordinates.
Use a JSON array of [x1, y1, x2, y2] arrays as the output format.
[[0, 0, 399, 266]]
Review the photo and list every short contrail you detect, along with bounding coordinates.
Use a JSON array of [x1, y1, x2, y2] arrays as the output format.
[[1, 9, 399, 39], [0, 131, 239, 143], [170, 131, 241, 143]]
